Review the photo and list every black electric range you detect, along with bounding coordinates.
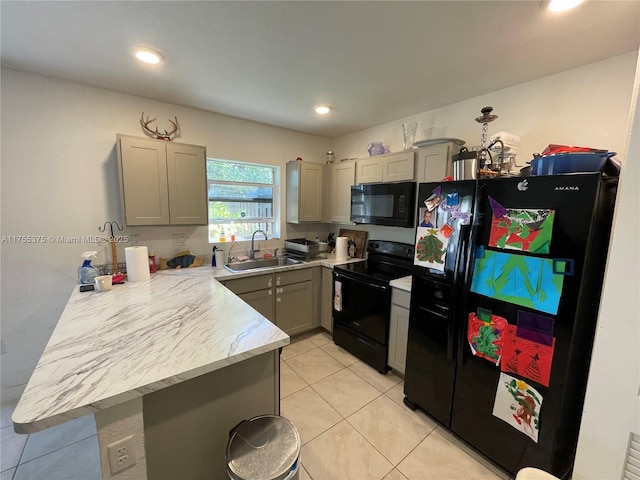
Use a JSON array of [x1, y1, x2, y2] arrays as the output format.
[[332, 240, 414, 373]]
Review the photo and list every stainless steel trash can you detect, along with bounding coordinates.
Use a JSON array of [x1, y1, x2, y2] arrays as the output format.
[[226, 415, 301, 480]]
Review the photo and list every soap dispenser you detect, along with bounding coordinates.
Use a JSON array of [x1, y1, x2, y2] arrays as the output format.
[[212, 246, 218, 267]]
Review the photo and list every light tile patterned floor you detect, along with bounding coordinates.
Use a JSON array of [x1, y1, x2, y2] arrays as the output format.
[[282, 330, 510, 480], [0, 329, 511, 479]]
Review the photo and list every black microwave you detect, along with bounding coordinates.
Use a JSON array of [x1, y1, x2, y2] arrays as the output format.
[[350, 182, 416, 228]]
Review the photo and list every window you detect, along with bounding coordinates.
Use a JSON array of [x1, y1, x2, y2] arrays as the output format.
[[207, 158, 280, 242]]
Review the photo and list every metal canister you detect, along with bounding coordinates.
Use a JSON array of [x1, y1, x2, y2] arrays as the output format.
[[227, 415, 301, 480], [452, 147, 479, 180]]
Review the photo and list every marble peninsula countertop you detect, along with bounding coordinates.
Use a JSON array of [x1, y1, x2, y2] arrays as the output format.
[[12, 268, 292, 434], [13, 255, 363, 434]]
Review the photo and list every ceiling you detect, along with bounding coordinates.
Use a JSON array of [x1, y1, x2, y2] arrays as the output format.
[[1, 1, 639, 138]]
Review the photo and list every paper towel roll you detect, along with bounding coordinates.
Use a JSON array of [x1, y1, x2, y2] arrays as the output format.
[[215, 250, 225, 269], [335, 236, 348, 262], [125, 246, 151, 282]]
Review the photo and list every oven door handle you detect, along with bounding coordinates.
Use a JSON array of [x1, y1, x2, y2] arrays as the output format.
[[335, 274, 388, 291]]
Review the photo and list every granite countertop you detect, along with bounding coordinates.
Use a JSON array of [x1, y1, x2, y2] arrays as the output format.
[[390, 275, 412, 292], [12, 270, 290, 434]]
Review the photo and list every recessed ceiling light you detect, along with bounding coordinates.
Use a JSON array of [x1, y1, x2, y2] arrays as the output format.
[[314, 104, 332, 115], [135, 48, 163, 64], [548, 0, 584, 12]]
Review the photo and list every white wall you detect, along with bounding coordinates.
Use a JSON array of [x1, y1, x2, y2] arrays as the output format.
[[0, 69, 330, 399], [330, 52, 639, 259], [334, 52, 635, 166], [573, 51, 640, 479], [332, 51, 640, 477]]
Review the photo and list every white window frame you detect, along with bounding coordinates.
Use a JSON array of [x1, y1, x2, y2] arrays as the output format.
[[207, 158, 280, 242]]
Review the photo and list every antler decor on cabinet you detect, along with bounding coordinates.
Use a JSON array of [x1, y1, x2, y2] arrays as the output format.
[[140, 112, 179, 140]]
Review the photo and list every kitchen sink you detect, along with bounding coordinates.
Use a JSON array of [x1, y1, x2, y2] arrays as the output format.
[[224, 257, 302, 272]]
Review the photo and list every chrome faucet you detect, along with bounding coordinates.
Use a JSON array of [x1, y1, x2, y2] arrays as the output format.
[[250, 230, 268, 260], [227, 241, 240, 263]]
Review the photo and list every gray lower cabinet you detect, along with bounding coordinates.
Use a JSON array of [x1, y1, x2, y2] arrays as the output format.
[[239, 289, 275, 323], [388, 288, 411, 375], [276, 281, 313, 336], [320, 266, 333, 332], [222, 268, 315, 336], [143, 351, 278, 480], [275, 269, 314, 336], [221, 274, 274, 323]]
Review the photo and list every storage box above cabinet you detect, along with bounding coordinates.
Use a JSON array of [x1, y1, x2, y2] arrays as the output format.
[[356, 151, 415, 184], [286, 161, 324, 223], [117, 135, 207, 226]]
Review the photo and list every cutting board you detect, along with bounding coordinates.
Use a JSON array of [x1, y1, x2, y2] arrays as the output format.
[[338, 229, 368, 259]]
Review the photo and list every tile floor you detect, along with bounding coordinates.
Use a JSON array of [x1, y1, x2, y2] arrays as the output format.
[[0, 330, 511, 480]]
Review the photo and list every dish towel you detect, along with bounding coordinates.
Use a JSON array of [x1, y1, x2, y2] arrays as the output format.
[[334, 281, 342, 312]]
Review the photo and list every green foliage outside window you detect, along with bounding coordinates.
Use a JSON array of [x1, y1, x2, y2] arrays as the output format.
[[207, 159, 279, 242]]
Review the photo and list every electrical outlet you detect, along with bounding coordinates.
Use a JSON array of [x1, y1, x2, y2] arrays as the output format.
[[107, 435, 137, 475], [173, 233, 185, 246]]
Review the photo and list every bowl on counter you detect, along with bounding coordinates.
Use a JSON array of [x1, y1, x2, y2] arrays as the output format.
[[529, 151, 617, 176]]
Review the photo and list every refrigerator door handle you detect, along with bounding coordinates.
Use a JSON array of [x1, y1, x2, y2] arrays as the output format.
[[456, 223, 480, 366], [446, 321, 456, 361], [461, 224, 480, 289], [453, 224, 472, 283], [449, 223, 472, 362]]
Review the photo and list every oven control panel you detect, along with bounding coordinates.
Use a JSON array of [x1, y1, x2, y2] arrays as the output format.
[[366, 240, 414, 260]]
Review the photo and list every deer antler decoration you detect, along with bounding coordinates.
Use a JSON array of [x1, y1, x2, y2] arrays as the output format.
[[140, 112, 179, 141]]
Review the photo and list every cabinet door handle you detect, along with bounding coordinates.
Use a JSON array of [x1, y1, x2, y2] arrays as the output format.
[[276, 277, 281, 286], [277, 287, 283, 294], [268, 290, 272, 296], [277, 297, 282, 303], [268, 280, 273, 287]]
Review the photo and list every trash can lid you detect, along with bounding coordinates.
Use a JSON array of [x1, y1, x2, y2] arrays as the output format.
[[227, 415, 301, 480]]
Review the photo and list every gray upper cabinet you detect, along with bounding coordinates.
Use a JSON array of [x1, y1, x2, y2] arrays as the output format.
[[329, 161, 356, 223], [286, 161, 324, 223], [356, 151, 415, 184], [117, 135, 207, 226], [415, 142, 459, 183]]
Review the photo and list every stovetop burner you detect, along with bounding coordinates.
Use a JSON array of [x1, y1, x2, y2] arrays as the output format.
[[334, 240, 414, 284]]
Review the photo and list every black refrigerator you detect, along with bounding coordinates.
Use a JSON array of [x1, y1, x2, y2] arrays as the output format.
[[403, 173, 618, 479]]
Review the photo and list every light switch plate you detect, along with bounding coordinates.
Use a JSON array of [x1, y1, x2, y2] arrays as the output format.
[[173, 233, 186, 246]]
